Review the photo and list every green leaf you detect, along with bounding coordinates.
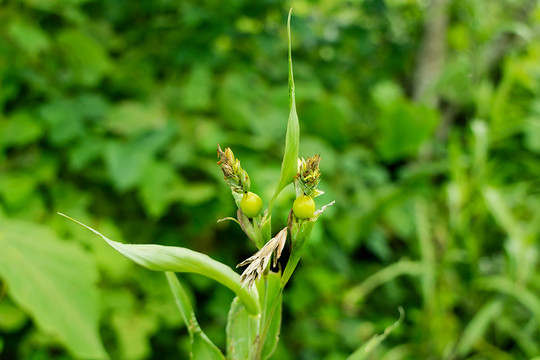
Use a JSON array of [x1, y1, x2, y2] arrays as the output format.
[[0, 218, 107, 359], [375, 100, 438, 162], [58, 213, 261, 316], [269, 9, 299, 211], [39, 99, 85, 145], [56, 29, 111, 86], [524, 112, 540, 154], [475, 276, 540, 322], [138, 161, 181, 218], [260, 272, 282, 360], [226, 297, 259, 360], [8, 19, 51, 56], [111, 311, 158, 360], [343, 260, 422, 311], [0, 299, 28, 332], [193, 334, 227, 360], [104, 141, 153, 192], [0, 173, 37, 210], [1, 111, 43, 148], [69, 136, 104, 171], [182, 65, 213, 111], [166, 272, 225, 360], [347, 307, 405, 360], [456, 299, 504, 356], [105, 101, 167, 136]]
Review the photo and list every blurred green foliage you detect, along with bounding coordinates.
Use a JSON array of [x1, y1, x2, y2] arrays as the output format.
[[1, 0, 540, 359]]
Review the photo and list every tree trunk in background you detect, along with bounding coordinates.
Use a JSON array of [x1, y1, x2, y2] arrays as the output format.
[[413, 0, 449, 107]]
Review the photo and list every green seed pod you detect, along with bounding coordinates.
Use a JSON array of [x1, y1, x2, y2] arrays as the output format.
[[292, 194, 315, 220], [240, 192, 263, 218]]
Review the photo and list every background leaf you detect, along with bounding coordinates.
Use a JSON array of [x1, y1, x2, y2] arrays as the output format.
[[347, 308, 404, 360], [0, 218, 107, 359], [2, 0, 540, 358]]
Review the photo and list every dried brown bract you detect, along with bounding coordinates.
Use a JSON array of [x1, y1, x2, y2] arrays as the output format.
[[237, 228, 287, 289]]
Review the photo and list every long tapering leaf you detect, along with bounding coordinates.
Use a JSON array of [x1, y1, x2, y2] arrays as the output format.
[[269, 8, 299, 211], [166, 272, 225, 360], [59, 213, 260, 316], [456, 299, 504, 356], [343, 260, 422, 311], [347, 307, 405, 360]]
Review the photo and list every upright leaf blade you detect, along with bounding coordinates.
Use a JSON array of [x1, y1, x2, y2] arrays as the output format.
[[269, 9, 299, 210], [0, 218, 107, 359], [166, 272, 226, 360], [226, 297, 259, 360], [59, 213, 260, 316], [456, 299, 504, 356]]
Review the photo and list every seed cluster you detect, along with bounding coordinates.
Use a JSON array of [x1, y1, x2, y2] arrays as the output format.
[[296, 155, 321, 197], [217, 145, 251, 194]]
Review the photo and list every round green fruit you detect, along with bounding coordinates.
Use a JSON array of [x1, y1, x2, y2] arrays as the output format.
[[240, 192, 263, 218], [293, 194, 315, 220]]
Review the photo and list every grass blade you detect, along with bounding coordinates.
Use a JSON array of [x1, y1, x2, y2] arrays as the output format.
[[347, 307, 405, 360], [343, 260, 422, 313], [456, 299, 504, 356]]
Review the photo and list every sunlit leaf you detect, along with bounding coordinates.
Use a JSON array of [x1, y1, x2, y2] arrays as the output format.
[[8, 19, 50, 56], [59, 213, 260, 316], [56, 29, 111, 86]]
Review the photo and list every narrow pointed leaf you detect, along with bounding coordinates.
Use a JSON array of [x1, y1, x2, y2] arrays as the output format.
[[226, 297, 259, 360], [270, 9, 299, 210], [347, 307, 405, 360], [343, 260, 422, 310], [166, 272, 225, 360], [456, 299, 504, 356], [475, 276, 540, 322], [59, 213, 260, 316], [0, 218, 107, 359]]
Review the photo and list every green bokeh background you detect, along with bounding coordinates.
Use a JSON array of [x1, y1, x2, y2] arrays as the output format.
[[1, 0, 540, 359]]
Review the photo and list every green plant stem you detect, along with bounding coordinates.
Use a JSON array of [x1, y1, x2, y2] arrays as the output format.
[[280, 256, 298, 288], [254, 286, 283, 360], [254, 275, 269, 360]]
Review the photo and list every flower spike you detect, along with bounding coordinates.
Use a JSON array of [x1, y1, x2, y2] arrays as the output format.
[[217, 144, 251, 194]]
